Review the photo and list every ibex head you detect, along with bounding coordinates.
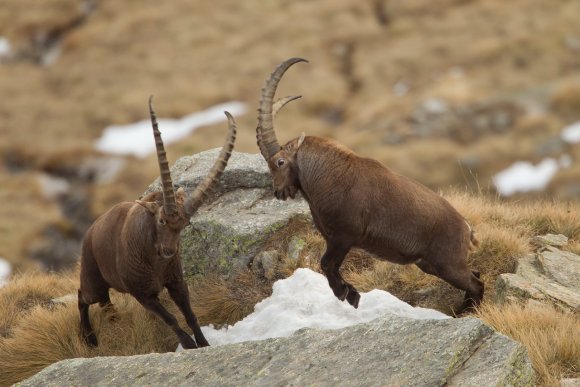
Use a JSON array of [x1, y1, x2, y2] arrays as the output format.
[[137, 96, 237, 259], [256, 57, 308, 200]]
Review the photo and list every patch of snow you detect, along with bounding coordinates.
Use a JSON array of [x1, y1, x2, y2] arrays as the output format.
[[41, 44, 61, 67], [0, 257, 12, 287], [559, 154, 572, 168], [561, 121, 580, 143], [0, 37, 12, 61], [393, 81, 409, 97], [37, 173, 71, 200], [95, 102, 246, 159], [79, 156, 126, 184], [422, 98, 448, 114], [179, 268, 449, 350], [492, 157, 571, 196]]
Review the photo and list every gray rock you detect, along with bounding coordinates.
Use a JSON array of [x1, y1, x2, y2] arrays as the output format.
[[251, 250, 280, 280], [560, 378, 580, 387], [496, 246, 580, 311], [143, 149, 272, 198], [287, 236, 306, 262], [143, 150, 311, 277], [532, 233, 569, 248], [19, 316, 534, 387], [180, 188, 310, 276]]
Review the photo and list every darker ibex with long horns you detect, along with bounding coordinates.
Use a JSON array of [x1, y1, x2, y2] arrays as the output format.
[[256, 58, 483, 312], [78, 97, 237, 349]]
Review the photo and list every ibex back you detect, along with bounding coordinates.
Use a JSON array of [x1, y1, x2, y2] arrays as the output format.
[[256, 58, 483, 312], [78, 97, 237, 349]]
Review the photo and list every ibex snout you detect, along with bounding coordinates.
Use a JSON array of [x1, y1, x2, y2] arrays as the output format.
[[274, 185, 297, 201]]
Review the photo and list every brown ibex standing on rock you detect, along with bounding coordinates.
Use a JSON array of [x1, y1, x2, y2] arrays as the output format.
[[78, 97, 237, 349], [256, 58, 483, 312]]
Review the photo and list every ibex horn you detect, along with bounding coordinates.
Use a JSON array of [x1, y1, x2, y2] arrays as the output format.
[[272, 95, 302, 117], [185, 111, 237, 217], [149, 96, 177, 216], [256, 58, 308, 160]]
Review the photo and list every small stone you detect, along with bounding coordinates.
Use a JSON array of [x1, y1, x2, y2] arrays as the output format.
[[287, 236, 306, 262], [532, 234, 569, 248], [252, 250, 280, 280], [560, 378, 580, 387], [51, 293, 77, 305]]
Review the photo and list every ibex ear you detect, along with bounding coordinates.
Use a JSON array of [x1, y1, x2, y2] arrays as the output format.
[[297, 132, 306, 149], [135, 200, 159, 214]]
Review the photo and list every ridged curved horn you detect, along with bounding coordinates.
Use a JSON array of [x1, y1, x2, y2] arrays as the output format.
[[272, 95, 302, 117], [256, 58, 308, 160], [184, 111, 237, 217], [149, 96, 177, 216]]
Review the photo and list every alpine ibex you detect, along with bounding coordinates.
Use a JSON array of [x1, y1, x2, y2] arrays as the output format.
[[256, 58, 483, 312], [78, 97, 237, 349]]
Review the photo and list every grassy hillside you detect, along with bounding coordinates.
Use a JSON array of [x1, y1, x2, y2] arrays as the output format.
[[0, 0, 579, 271]]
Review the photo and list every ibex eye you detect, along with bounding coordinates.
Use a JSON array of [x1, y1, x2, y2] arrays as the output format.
[[159, 219, 166, 226], [277, 159, 285, 168]]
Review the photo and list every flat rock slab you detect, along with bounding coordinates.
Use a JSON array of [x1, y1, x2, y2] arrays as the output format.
[[496, 246, 580, 311], [20, 316, 534, 387]]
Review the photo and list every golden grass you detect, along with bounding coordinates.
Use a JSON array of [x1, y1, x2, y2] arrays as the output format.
[[0, 269, 210, 385], [2, 0, 580, 274], [476, 302, 580, 386], [0, 191, 579, 384], [0, 270, 78, 338], [190, 270, 273, 326]]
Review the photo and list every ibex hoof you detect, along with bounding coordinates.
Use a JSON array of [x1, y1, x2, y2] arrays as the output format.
[[346, 288, 360, 309], [181, 335, 199, 350], [83, 332, 98, 347], [334, 286, 348, 301]]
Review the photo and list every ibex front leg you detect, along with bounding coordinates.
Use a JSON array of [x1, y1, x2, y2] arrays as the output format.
[[167, 281, 209, 347], [320, 241, 360, 308], [136, 295, 198, 349]]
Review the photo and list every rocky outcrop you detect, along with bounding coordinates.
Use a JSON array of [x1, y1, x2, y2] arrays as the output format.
[[496, 235, 580, 311], [144, 149, 311, 277], [19, 315, 534, 387]]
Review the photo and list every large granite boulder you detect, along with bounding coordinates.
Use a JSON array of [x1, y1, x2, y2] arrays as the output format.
[[144, 149, 311, 277], [496, 235, 580, 311], [19, 315, 534, 387]]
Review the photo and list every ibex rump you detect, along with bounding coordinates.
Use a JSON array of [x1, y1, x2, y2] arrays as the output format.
[[256, 58, 483, 312], [78, 97, 237, 349]]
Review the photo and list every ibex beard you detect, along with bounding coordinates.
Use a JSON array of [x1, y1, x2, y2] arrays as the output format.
[[256, 58, 483, 313]]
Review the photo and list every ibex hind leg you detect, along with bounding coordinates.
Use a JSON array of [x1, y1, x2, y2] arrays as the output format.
[[78, 289, 98, 347]]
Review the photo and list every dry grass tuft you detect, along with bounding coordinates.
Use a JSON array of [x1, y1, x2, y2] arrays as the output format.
[[0, 269, 78, 338], [189, 270, 273, 327], [1, 192, 579, 385], [477, 302, 580, 386], [0, 267, 275, 385], [0, 283, 182, 386]]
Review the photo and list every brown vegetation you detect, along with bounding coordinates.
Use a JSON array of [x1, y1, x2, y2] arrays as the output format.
[[0, 191, 579, 385], [1, 0, 580, 271], [477, 302, 580, 387]]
